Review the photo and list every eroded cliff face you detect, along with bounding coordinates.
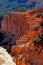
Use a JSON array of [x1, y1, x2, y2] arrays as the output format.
[[0, 8, 43, 65], [1, 8, 43, 40]]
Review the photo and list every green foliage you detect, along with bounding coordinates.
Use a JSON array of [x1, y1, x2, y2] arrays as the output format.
[[30, 34, 43, 45], [40, 21, 43, 26], [33, 37, 41, 45], [36, 13, 43, 18]]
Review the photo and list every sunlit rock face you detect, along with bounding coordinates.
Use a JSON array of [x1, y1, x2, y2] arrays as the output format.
[[0, 8, 43, 65], [1, 8, 43, 39]]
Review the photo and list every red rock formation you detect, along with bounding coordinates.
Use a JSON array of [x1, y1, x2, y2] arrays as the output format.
[[1, 8, 43, 65], [1, 9, 43, 40]]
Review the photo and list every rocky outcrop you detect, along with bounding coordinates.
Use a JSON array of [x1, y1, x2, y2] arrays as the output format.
[[1, 8, 43, 65], [1, 8, 43, 40]]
